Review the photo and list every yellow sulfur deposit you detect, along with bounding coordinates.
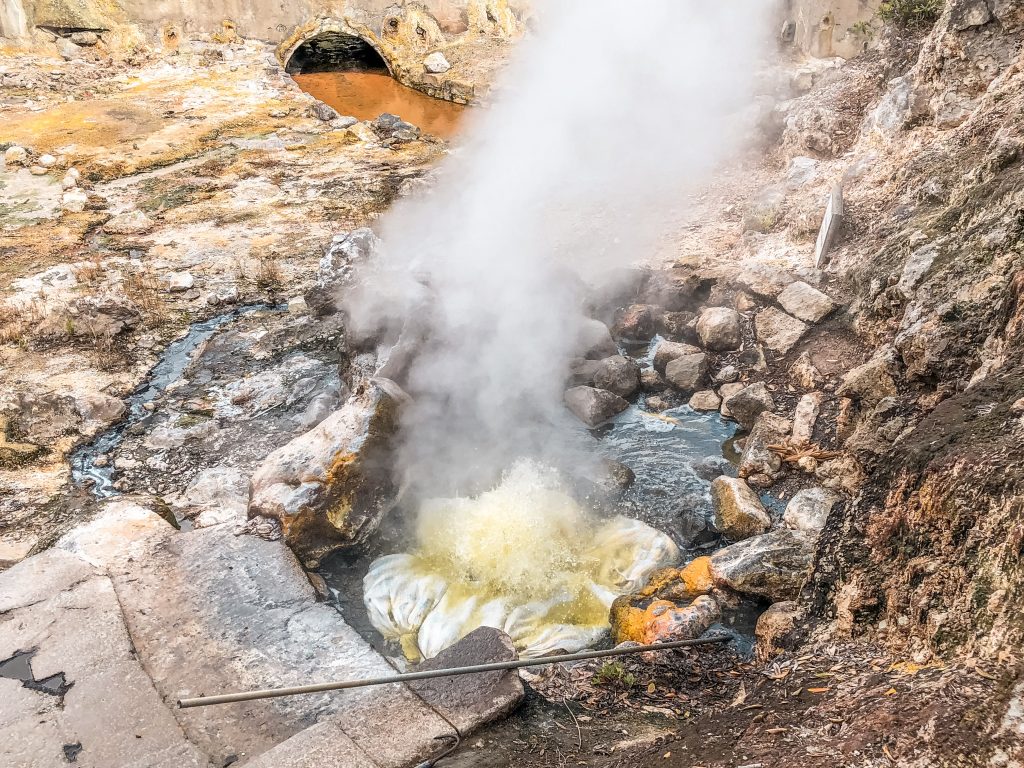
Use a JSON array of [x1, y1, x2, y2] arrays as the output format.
[[363, 460, 680, 659]]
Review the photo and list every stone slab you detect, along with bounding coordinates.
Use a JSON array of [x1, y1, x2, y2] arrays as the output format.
[[107, 521, 455, 766], [0, 572, 210, 768]]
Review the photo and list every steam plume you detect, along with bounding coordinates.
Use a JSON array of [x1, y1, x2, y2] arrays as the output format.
[[347, 0, 773, 497]]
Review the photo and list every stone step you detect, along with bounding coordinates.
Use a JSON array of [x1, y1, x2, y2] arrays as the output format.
[[0, 549, 211, 768]]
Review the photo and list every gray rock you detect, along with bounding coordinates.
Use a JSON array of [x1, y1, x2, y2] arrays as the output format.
[[593, 355, 641, 398], [783, 487, 840, 536], [612, 304, 659, 341], [718, 383, 745, 418], [709, 529, 814, 601], [248, 388, 400, 566], [74, 392, 126, 423], [696, 307, 742, 351], [640, 368, 668, 391], [408, 627, 524, 735], [656, 310, 697, 342], [104, 210, 155, 235], [569, 358, 602, 386], [897, 244, 938, 298], [710, 476, 770, 540], [693, 456, 734, 482], [754, 307, 808, 354], [665, 353, 708, 393], [791, 392, 821, 446], [176, 466, 249, 527], [722, 382, 775, 431], [564, 386, 628, 427], [836, 352, 897, 405], [576, 318, 618, 360], [4, 146, 28, 166], [313, 101, 340, 122], [689, 390, 721, 412], [777, 281, 836, 323], [714, 365, 740, 384], [423, 51, 451, 73], [69, 31, 99, 45], [653, 340, 701, 374], [739, 412, 791, 480]]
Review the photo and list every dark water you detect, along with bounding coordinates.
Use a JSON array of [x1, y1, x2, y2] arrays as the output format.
[[292, 72, 467, 138], [70, 305, 281, 497]]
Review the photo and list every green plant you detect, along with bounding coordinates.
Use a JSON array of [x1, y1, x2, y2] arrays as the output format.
[[593, 661, 636, 690], [849, 19, 876, 40], [877, 0, 943, 26]]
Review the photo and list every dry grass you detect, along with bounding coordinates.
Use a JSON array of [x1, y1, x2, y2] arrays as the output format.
[[122, 268, 169, 322], [0, 299, 47, 345]]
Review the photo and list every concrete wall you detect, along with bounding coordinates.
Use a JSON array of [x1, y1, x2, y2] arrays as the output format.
[[786, 0, 882, 59], [1, 0, 530, 41]]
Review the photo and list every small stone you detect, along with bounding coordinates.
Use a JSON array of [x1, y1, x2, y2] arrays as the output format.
[[714, 365, 740, 384], [70, 31, 100, 45], [345, 121, 380, 143], [665, 353, 708, 394], [656, 310, 697, 341], [75, 393, 126, 423], [564, 386, 628, 427], [645, 395, 673, 412], [105, 210, 155, 235], [61, 174, 78, 190], [61, 190, 88, 213], [576, 318, 617, 360], [313, 101, 340, 122], [791, 392, 821, 446], [722, 382, 775, 431], [755, 308, 808, 355], [755, 601, 801, 660], [696, 307, 742, 351], [777, 281, 836, 323], [797, 455, 818, 473], [640, 368, 668, 392], [783, 487, 839, 536], [653, 340, 701, 374], [30, 165, 48, 176], [287, 296, 308, 315], [592, 355, 641, 399], [836, 352, 897, 405], [789, 352, 821, 388], [163, 271, 194, 292], [738, 412, 791, 479], [689, 390, 721, 412], [423, 51, 451, 74], [4, 146, 28, 166], [569, 358, 601, 386], [1010, 397, 1024, 416], [718, 383, 745, 418], [710, 476, 770, 540], [38, 154, 57, 168]]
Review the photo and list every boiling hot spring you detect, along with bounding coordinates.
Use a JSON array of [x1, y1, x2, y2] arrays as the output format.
[[363, 461, 679, 659]]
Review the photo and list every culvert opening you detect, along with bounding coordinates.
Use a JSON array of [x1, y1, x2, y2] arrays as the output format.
[[285, 31, 389, 75], [286, 30, 467, 139]]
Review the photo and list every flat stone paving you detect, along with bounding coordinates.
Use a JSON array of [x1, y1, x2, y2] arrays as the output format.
[[0, 501, 520, 767]]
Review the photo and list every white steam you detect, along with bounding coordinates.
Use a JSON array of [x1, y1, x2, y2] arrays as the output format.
[[347, 0, 773, 496]]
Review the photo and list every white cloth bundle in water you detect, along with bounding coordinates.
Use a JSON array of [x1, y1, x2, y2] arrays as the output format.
[[363, 463, 679, 660]]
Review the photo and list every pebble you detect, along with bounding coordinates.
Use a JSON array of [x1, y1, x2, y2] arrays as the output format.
[[30, 165, 48, 176], [38, 154, 57, 168]]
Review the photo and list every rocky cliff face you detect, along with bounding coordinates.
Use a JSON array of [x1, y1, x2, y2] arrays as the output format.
[[793, 0, 1024, 661]]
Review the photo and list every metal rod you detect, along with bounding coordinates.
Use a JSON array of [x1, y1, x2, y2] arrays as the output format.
[[177, 634, 731, 709]]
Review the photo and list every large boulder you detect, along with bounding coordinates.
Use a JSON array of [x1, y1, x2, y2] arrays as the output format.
[[564, 386, 628, 427], [722, 382, 775, 431], [576, 318, 618, 360], [248, 387, 400, 567], [709, 529, 814, 601], [710, 476, 770, 540], [592, 355, 641, 398], [836, 351, 898, 406], [665, 353, 708, 393], [696, 307, 742, 351]]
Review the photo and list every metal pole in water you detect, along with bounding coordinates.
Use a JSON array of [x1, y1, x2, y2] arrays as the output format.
[[177, 634, 732, 709]]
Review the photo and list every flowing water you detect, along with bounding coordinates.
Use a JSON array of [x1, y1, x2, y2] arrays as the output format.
[[292, 72, 467, 138], [71, 304, 280, 497]]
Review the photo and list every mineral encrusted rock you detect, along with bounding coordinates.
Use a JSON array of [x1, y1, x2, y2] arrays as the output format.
[[564, 385, 628, 427], [248, 386, 400, 566], [710, 476, 771, 540], [710, 529, 814, 601], [696, 306, 742, 351]]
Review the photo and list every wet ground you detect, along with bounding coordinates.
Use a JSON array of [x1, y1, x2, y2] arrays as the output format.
[[292, 71, 468, 138]]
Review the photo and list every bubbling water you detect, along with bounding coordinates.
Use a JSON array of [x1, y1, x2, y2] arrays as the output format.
[[363, 460, 679, 659]]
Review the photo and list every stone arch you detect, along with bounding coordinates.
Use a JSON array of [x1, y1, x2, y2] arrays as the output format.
[[280, 19, 394, 76]]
